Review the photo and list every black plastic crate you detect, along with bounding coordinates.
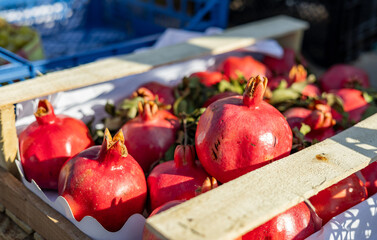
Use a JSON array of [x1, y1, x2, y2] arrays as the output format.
[[229, 0, 377, 67]]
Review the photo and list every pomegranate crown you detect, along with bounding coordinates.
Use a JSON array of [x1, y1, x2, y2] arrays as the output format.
[[34, 99, 56, 125], [174, 145, 196, 168], [243, 75, 268, 108], [138, 101, 158, 121], [195, 177, 218, 196], [132, 87, 155, 101], [101, 128, 128, 158], [289, 64, 307, 82]]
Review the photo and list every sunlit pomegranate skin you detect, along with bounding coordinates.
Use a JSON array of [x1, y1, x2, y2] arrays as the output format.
[[360, 162, 377, 196], [190, 71, 228, 87], [122, 101, 179, 172], [148, 145, 213, 211], [142, 200, 185, 240], [320, 64, 369, 92], [141, 82, 175, 106], [284, 101, 336, 142], [19, 99, 94, 190], [196, 76, 292, 183], [202, 92, 240, 107], [58, 129, 147, 232], [219, 56, 271, 81], [241, 202, 318, 240], [309, 174, 368, 224], [330, 88, 369, 123]]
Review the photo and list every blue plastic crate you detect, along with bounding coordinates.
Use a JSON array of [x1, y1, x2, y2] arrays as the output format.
[[0, 0, 229, 84]]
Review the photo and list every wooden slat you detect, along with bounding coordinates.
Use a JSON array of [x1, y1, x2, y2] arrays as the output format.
[[0, 211, 31, 240], [0, 167, 90, 240], [146, 113, 377, 240], [0, 104, 19, 176], [0, 15, 308, 108]]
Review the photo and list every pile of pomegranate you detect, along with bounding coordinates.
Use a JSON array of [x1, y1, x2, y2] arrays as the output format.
[[18, 48, 377, 239]]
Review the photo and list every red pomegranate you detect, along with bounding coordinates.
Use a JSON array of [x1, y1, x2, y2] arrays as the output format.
[[320, 64, 369, 92], [143, 177, 217, 240], [267, 75, 287, 91], [263, 48, 297, 76], [309, 174, 368, 224], [241, 202, 318, 240], [330, 88, 369, 123], [218, 56, 271, 81], [141, 82, 175, 106], [58, 129, 147, 232], [302, 84, 321, 98], [202, 92, 240, 107], [283, 107, 312, 130], [284, 101, 336, 141], [122, 101, 179, 172], [196, 76, 292, 183], [360, 162, 377, 196], [189, 71, 228, 87], [143, 200, 185, 240], [19, 99, 94, 190], [148, 145, 214, 211]]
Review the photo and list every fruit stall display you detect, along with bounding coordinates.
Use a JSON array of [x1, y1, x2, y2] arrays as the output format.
[[1, 15, 377, 239]]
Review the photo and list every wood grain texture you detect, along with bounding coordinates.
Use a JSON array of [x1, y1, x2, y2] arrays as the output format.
[[5, 209, 33, 235], [0, 16, 308, 108], [0, 211, 31, 240], [0, 167, 90, 240], [146, 113, 377, 240], [0, 104, 19, 176]]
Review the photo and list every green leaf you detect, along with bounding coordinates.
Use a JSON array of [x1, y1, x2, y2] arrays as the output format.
[[299, 123, 311, 136], [161, 143, 177, 162], [363, 92, 374, 103], [277, 80, 288, 89], [291, 82, 308, 93], [307, 74, 316, 84], [270, 88, 300, 105], [362, 105, 377, 120], [105, 102, 116, 116]]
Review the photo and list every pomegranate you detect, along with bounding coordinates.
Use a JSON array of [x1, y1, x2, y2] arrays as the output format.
[[141, 82, 175, 106], [202, 92, 240, 107], [283, 107, 312, 130], [218, 56, 271, 81], [241, 202, 318, 240], [196, 76, 292, 183], [143, 177, 217, 240], [263, 48, 297, 76], [302, 84, 321, 98], [189, 71, 228, 87], [267, 75, 287, 91], [19, 99, 94, 190], [143, 200, 185, 240], [309, 174, 368, 224], [320, 64, 369, 92], [148, 145, 215, 211], [360, 162, 377, 196], [330, 88, 369, 123], [284, 105, 336, 142], [122, 101, 179, 172], [58, 129, 147, 232]]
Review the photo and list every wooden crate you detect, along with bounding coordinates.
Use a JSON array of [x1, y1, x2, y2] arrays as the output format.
[[2, 15, 365, 240]]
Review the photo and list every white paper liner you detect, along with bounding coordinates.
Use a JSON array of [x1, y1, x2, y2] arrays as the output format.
[[306, 193, 377, 240]]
